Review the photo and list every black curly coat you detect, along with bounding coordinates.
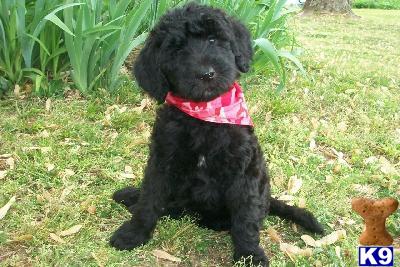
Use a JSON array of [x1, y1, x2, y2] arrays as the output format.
[[110, 3, 323, 266]]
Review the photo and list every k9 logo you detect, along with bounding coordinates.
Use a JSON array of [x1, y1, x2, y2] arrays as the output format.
[[358, 247, 394, 267]]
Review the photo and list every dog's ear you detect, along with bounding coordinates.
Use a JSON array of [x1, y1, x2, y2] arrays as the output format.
[[134, 31, 169, 103], [229, 18, 253, 73]]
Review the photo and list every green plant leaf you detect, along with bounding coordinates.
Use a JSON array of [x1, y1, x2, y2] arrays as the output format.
[[254, 38, 286, 92], [254, 38, 281, 71], [44, 13, 74, 36], [278, 50, 307, 76], [25, 33, 51, 56]]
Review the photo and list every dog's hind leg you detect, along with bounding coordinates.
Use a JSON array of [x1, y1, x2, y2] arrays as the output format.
[[198, 217, 231, 231], [110, 159, 171, 250], [269, 197, 324, 234], [114, 187, 185, 218], [112, 186, 140, 208]]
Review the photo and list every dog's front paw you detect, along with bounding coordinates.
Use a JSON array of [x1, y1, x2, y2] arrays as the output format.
[[110, 221, 150, 250], [250, 254, 269, 267], [234, 248, 269, 267]]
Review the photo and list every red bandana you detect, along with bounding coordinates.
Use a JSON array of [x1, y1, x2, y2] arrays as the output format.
[[165, 82, 253, 126]]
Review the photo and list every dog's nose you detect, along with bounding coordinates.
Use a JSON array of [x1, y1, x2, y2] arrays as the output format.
[[200, 67, 215, 80]]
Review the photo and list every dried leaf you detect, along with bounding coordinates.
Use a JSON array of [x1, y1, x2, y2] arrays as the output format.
[[22, 146, 51, 153], [45, 99, 52, 112], [335, 246, 341, 258], [60, 186, 73, 201], [91, 252, 105, 267], [14, 84, 20, 96], [50, 233, 65, 244], [298, 198, 306, 208], [309, 139, 317, 150], [46, 123, 59, 129], [301, 235, 318, 247], [135, 98, 152, 113], [337, 121, 347, 132], [338, 217, 355, 226], [80, 199, 90, 208], [46, 163, 55, 172], [379, 156, 398, 175], [6, 157, 15, 169], [330, 148, 350, 167], [63, 169, 75, 178], [280, 243, 312, 258], [356, 82, 364, 87], [40, 130, 50, 138], [103, 114, 112, 127], [87, 205, 96, 215], [118, 106, 127, 114], [124, 165, 133, 174], [272, 175, 285, 188], [265, 111, 272, 124], [333, 164, 341, 174], [143, 130, 151, 139], [318, 230, 346, 246], [364, 156, 378, 165], [110, 131, 119, 140], [70, 145, 81, 154], [13, 234, 33, 242], [266, 227, 281, 243], [352, 184, 377, 195], [320, 148, 337, 160], [310, 118, 319, 129], [0, 170, 7, 179], [119, 173, 135, 179], [36, 194, 46, 203], [287, 176, 302, 195], [325, 175, 333, 184], [0, 196, 16, 220], [152, 249, 182, 263], [42, 190, 52, 202], [41, 147, 51, 153], [106, 105, 118, 115], [292, 116, 300, 125], [278, 195, 295, 201], [249, 103, 260, 115], [59, 225, 82, 237], [394, 128, 400, 144]]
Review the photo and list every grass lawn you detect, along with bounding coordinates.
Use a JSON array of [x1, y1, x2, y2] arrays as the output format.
[[1, 9, 399, 267], [353, 0, 400, 10]]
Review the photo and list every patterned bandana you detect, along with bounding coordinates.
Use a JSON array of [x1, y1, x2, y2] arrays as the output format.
[[165, 82, 254, 127]]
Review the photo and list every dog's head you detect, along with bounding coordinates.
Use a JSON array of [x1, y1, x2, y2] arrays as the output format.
[[134, 3, 253, 103]]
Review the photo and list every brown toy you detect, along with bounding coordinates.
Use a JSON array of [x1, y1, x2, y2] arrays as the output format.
[[352, 197, 398, 246]]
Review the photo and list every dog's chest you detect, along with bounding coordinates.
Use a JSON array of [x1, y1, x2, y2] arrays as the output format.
[[181, 129, 248, 177], [197, 154, 207, 168], [161, 108, 254, 178]]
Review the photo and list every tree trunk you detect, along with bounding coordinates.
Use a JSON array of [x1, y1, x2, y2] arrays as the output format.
[[302, 0, 357, 16]]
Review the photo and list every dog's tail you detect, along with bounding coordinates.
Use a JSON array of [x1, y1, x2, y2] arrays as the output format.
[[269, 197, 324, 234]]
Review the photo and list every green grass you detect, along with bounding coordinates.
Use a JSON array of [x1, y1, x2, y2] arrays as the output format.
[[353, 0, 400, 9], [1, 9, 400, 266]]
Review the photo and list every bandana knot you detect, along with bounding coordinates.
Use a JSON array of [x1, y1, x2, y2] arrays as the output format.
[[165, 82, 253, 127]]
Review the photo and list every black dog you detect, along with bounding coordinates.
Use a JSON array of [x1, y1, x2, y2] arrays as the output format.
[[110, 3, 323, 266]]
